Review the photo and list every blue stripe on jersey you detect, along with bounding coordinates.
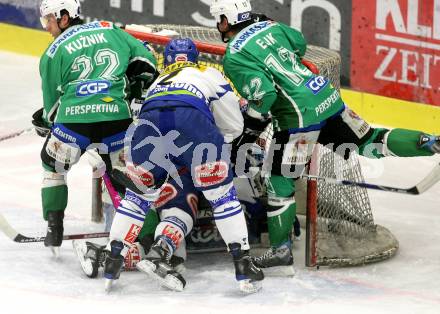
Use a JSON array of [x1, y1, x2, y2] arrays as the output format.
[[215, 84, 233, 98], [213, 208, 243, 220], [115, 209, 145, 222], [119, 205, 144, 217], [163, 216, 188, 235], [213, 204, 241, 215]]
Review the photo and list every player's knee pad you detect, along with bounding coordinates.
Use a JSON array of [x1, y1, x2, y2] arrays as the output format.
[[155, 207, 193, 251]]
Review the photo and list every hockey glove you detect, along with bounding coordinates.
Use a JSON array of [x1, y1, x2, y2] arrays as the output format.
[[31, 108, 51, 137], [231, 111, 271, 165], [130, 98, 144, 118], [129, 71, 159, 100], [242, 110, 271, 139]]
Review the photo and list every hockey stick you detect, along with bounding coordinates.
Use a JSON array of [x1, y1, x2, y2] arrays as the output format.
[[102, 172, 122, 208], [0, 212, 109, 243], [0, 127, 33, 142], [86, 149, 122, 209], [300, 162, 440, 195]]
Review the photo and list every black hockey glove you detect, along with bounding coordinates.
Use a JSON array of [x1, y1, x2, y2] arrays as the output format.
[[129, 70, 159, 100], [231, 112, 271, 165], [31, 108, 51, 137], [242, 111, 271, 139]]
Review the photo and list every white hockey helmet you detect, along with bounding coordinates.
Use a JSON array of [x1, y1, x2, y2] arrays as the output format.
[[210, 0, 252, 25], [40, 0, 81, 27]]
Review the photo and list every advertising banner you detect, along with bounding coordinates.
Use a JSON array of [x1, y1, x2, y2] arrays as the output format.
[[0, 0, 39, 28], [351, 0, 440, 106]]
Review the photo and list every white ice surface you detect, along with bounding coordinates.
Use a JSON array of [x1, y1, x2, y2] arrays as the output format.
[[0, 51, 439, 314]]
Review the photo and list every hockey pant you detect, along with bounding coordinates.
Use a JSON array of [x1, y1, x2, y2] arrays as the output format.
[[40, 120, 131, 220], [108, 105, 250, 257], [264, 105, 435, 247]]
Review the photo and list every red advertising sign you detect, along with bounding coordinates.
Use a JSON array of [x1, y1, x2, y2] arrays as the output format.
[[351, 0, 440, 106]]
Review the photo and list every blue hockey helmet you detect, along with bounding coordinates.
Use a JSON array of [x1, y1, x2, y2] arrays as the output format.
[[164, 38, 199, 66]]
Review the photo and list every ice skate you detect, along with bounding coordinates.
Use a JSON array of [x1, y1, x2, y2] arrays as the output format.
[[103, 240, 124, 293], [252, 242, 295, 277], [229, 243, 264, 294], [72, 240, 105, 278], [136, 237, 186, 292], [44, 211, 64, 258]]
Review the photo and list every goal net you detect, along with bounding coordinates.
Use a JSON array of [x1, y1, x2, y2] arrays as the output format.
[[116, 24, 398, 267]]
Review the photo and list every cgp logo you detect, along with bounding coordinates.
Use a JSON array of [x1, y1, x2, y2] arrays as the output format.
[[305, 76, 329, 95], [238, 11, 251, 22], [76, 80, 111, 97]]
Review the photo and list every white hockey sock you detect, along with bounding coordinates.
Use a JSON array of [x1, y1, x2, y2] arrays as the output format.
[[155, 207, 193, 253], [214, 205, 249, 250], [107, 190, 153, 256], [203, 183, 250, 250]]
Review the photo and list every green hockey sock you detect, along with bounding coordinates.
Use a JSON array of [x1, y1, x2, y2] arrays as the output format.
[[266, 175, 296, 247], [138, 209, 159, 239], [42, 185, 68, 220]]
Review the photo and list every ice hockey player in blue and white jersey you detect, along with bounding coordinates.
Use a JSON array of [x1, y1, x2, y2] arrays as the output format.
[[102, 38, 264, 294]]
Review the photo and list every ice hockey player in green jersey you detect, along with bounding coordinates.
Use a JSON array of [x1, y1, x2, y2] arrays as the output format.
[[210, 0, 440, 275], [33, 0, 157, 257]]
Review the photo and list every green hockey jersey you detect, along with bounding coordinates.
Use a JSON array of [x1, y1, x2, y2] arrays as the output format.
[[39, 21, 157, 124], [223, 20, 344, 131]]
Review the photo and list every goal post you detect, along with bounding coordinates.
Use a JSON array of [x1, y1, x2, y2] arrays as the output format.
[[91, 24, 399, 267]]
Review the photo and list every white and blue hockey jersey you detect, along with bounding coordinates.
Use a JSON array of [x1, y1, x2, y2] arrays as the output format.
[[143, 62, 243, 143]]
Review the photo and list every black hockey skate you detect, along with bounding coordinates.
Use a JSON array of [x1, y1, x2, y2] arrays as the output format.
[[229, 243, 264, 294], [103, 240, 125, 292], [252, 241, 295, 277], [136, 237, 186, 292], [418, 133, 440, 153], [44, 211, 64, 258], [72, 241, 105, 278]]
